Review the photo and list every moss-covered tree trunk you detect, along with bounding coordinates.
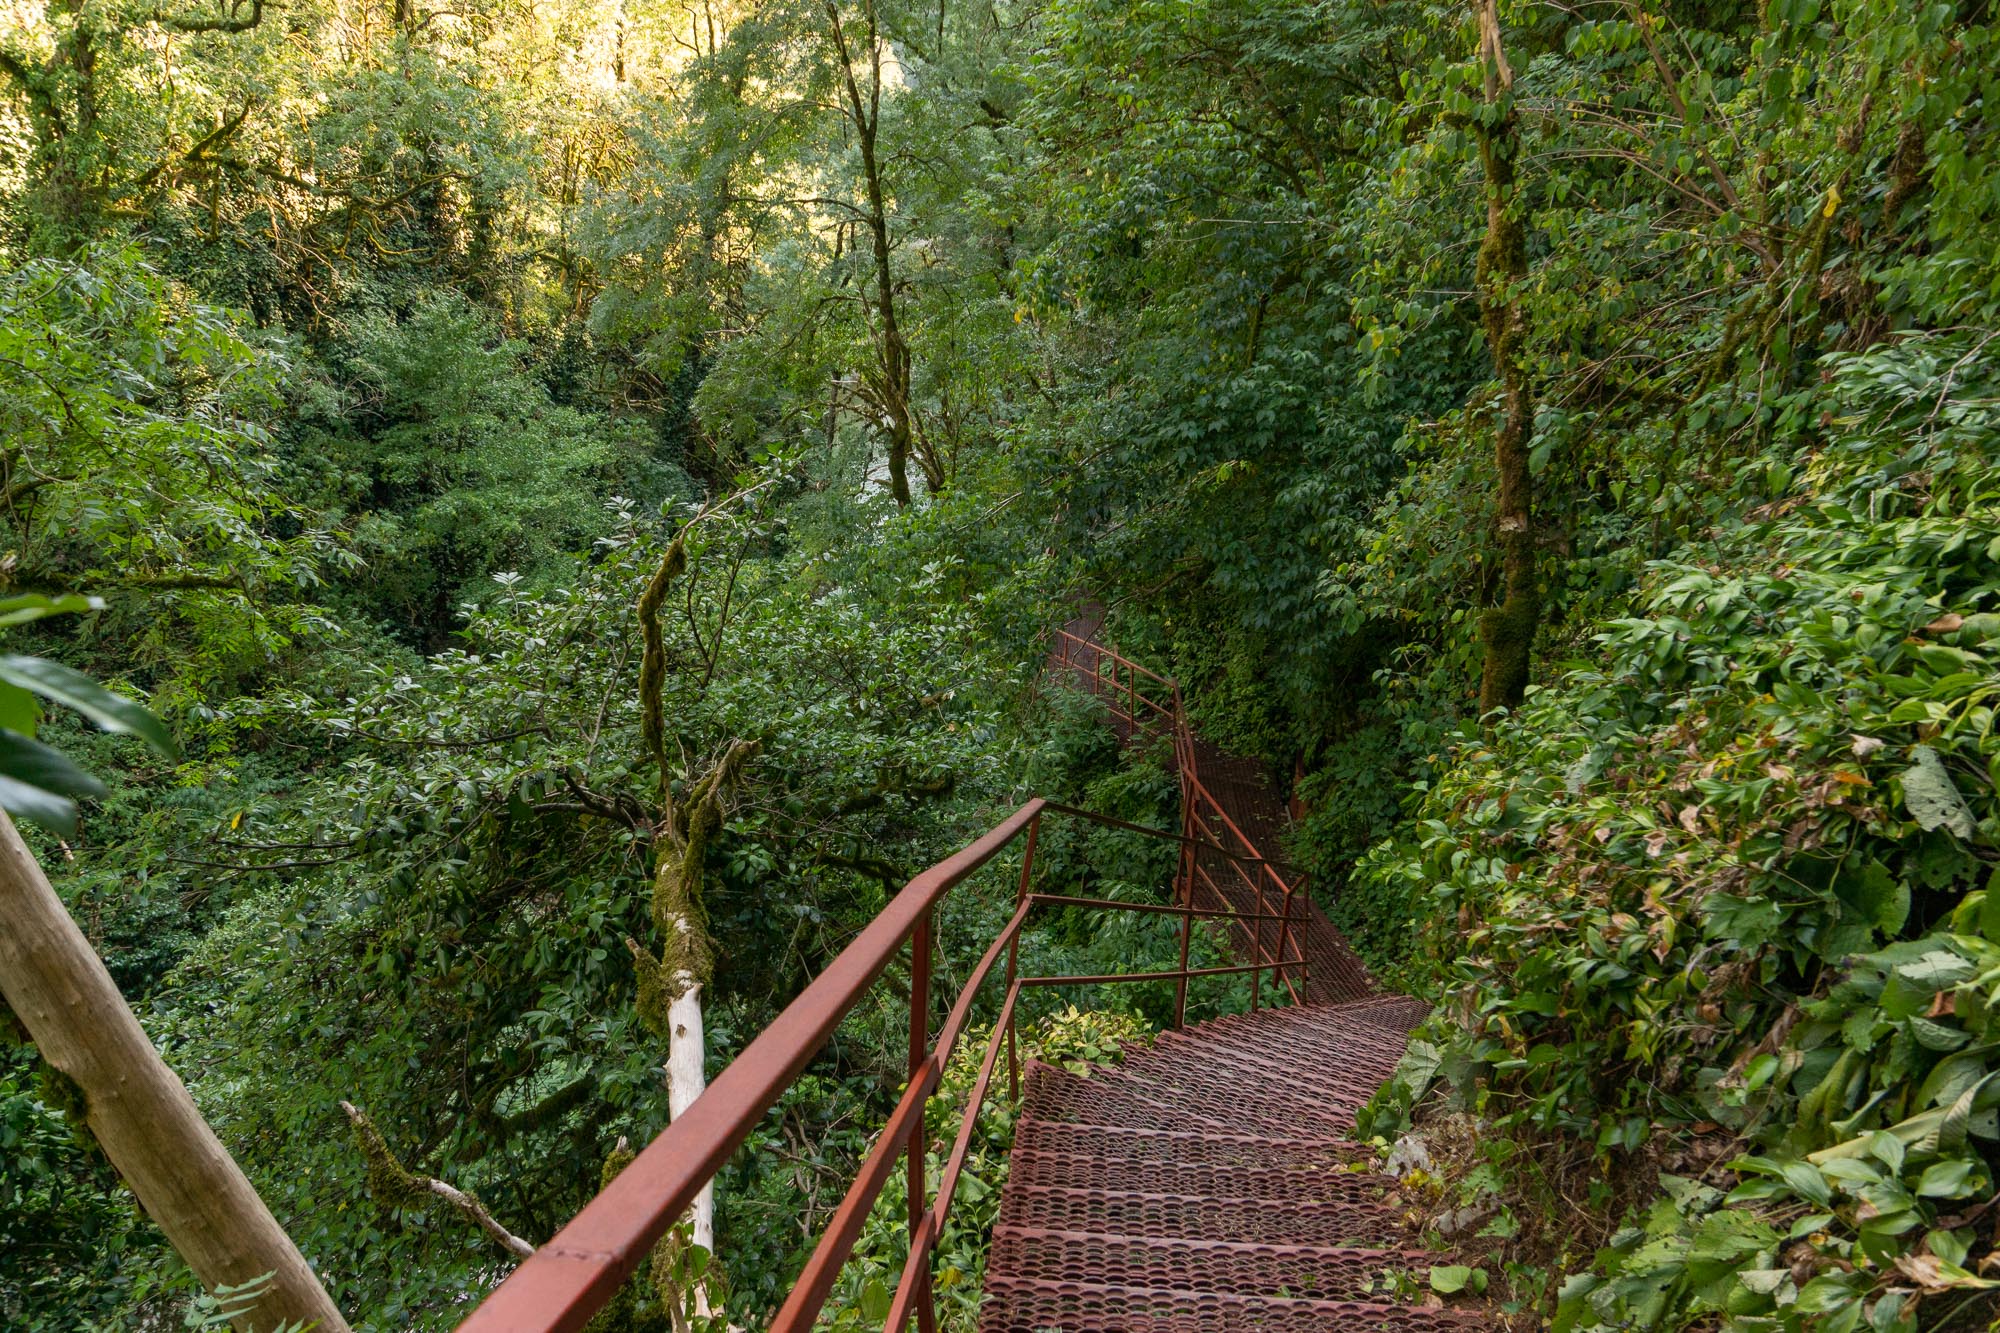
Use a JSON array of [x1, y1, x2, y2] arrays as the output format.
[[827, 0, 943, 507], [627, 530, 759, 1317], [1473, 0, 1540, 716]]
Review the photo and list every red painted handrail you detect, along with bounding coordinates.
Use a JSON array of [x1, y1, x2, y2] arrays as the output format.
[[458, 801, 1049, 1333], [460, 634, 1309, 1333], [1050, 627, 1311, 1002]]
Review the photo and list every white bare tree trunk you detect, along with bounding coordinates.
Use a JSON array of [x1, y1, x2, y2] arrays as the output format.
[[0, 809, 350, 1333], [666, 967, 714, 1315]]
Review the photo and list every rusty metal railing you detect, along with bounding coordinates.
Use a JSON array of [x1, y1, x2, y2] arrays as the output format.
[[1049, 627, 1310, 1008], [457, 796, 1303, 1333]]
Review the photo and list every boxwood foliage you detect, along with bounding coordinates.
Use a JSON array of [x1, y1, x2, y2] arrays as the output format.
[[1359, 330, 2000, 1330]]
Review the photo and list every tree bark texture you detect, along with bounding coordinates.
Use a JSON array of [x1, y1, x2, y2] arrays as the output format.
[[0, 808, 351, 1333], [1473, 0, 1539, 716], [664, 971, 714, 1261], [632, 534, 760, 1319], [827, 0, 943, 506]]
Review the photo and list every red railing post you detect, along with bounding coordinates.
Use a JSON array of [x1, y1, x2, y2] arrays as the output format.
[[1171, 681, 1192, 1028], [1249, 929, 1262, 1011], [906, 909, 937, 1333], [1174, 783, 1195, 1029], [1006, 812, 1039, 1101], [1275, 878, 1298, 1003]]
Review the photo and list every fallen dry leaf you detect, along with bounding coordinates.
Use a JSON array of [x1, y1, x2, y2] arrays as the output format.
[[1893, 1253, 1954, 1291]]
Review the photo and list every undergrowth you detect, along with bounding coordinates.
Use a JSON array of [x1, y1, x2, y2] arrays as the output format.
[[1357, 334, 2000, 1331]]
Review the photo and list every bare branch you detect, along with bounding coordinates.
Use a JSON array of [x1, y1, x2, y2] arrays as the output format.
[[341, 1102, 536, 1260]]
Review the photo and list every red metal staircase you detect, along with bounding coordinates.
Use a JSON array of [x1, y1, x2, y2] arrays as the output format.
[[1048, 618, 1375, 1006], [981, 996, 1479, 1331], [454, 622, 1470, 1332]]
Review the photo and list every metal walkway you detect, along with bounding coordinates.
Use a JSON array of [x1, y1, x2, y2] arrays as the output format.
[[458, 618, 1468, 1333], [1050, 614, 1374, 1003], [980, 622, 1481, 1330], [981, 996, 1482, 1331]]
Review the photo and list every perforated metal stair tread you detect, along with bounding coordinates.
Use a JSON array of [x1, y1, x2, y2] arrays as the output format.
[[1014, 1121, 1352, 1169], [1022, 1057, 1375, 1140], [1009, 1150, 1393, 1204], [979, 1276, 1488, 1331], [981, 1003, 1489, 1330], [1125, 1039, 1393, 1108], [1020, 1062, 1299, 1138], [996, 1185, 1404, 1246], [1105, 1059, 1375, 1133], [989, 1227, 1430, 1301]]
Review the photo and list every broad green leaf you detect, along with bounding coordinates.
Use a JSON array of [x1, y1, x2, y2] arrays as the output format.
[[858, 1277, 890, 1323], [0, 682, 38, 736], [0, 772, 80, 834], [1916, 1158, 1979, 1197], [0, 593, 103, 628], [0, 655, 177, 758], [1900, 745, 1976, 839], [0, 730, 108, 800]]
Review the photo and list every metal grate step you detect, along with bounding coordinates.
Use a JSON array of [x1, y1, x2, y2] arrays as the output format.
[[994, 1184, 1403, 1247], [977, 1275, 1489, 1331], [981, 1004, 1489, 1329], [1020, 1062, 1300, 1138], [1012, 1120, 1355, 1171], [1008, 1149, 1392, 1205], [1121, 1038, 1391, 1110], [987, 1227, 1428, 1302]]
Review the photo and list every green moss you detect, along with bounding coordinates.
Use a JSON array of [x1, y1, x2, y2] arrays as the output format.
[[342, 1103, 432, 1214]]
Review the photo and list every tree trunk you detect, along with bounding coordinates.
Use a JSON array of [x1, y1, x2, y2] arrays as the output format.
[[828, 0, 937, 507], [0, 809, 350, 1333], [1473, 0, 1539, 716], [664, 964, 715, 1264]]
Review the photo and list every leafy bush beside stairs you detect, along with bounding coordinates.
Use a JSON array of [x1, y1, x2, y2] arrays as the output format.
[[1358, 333, 2000, 1331]]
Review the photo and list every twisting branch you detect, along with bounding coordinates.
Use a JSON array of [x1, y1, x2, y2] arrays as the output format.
[[341, 1102, 536, 1260]]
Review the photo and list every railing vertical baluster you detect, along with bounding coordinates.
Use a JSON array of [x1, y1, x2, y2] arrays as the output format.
[[1006, 813, 1038, 1101], [1174, 681, 1192, 1029], [1245, 804, 1264, 1012], [1274, 879, 1297, 1003], [906, 910, 937, 1333], [1175, 795, 1194, 1029]]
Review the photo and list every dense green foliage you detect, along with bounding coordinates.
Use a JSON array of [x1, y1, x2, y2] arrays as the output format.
[[3, 0, 1997, 1326]]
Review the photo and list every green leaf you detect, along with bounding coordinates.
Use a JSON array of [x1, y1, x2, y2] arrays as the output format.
[[1867, 1131, 1905, 1174], [1834, 859, 1909, 934], [1779, 1158, 1833, 1207], [0, 593, 103, 629], [858, 1277, 890, 1323], [0, 729, 108, 800], [0, 655, 177, 758], [0, 772, 81, 834], [0, 682, 38, 736], [1430, 1264, 1475, 1294], [1916, 1159, 1979, 1197], [1901, 745, 1975, 839]]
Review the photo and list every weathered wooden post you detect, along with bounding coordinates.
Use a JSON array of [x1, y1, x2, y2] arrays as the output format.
[[0, 809, 351, 1333]]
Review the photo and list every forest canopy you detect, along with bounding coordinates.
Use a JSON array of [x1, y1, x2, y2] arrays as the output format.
[[1, 0, 1997, 1328]]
